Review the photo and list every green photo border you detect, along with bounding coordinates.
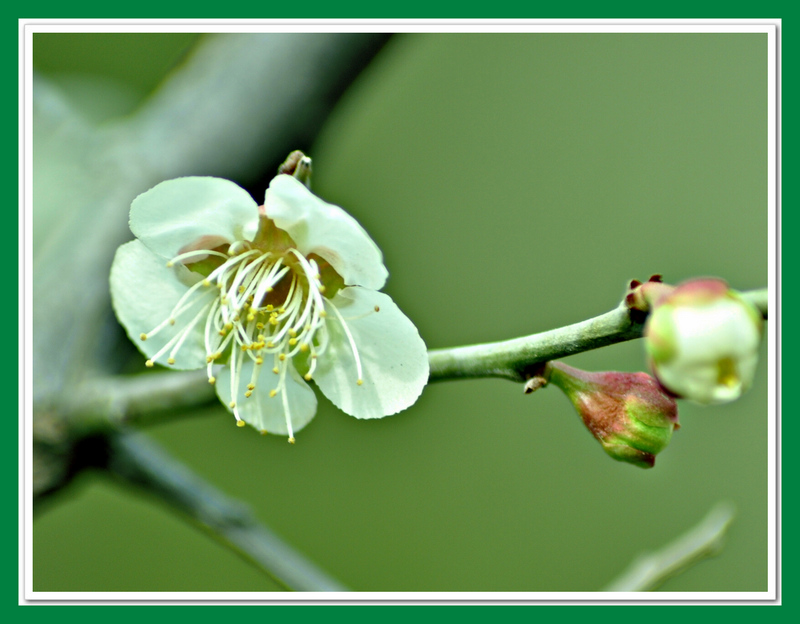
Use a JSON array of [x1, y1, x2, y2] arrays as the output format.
[[12, 1, 790, 620]]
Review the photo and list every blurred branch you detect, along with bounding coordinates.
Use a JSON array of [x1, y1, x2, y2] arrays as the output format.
[[603, 502, 736, 591], [428, 287, 768, 383], [104, 432, 347, 592], [62, 370, 216, 435]]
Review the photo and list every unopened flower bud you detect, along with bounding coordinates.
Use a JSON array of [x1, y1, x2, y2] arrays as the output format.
[[546, 362, 679, 469], [644, 278, 763, 405]]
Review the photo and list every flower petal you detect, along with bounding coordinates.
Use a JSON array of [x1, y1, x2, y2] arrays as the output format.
[[264, 175, 388, 289], [313, 287, 429, 419], [130, 177, 260, 260], [110, 240, 212, 370], [215, 359, 318, 436]]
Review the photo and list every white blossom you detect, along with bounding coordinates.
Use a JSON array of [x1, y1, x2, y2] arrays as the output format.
[[111, 171, 429, 441]]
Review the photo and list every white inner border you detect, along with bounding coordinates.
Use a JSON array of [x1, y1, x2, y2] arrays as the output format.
[[20, 18, 781, 606]]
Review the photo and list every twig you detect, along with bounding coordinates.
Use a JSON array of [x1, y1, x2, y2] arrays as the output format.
[[428, 288, 767, 383], [104, 431, 348, 592], [603, 501, 736, 591]]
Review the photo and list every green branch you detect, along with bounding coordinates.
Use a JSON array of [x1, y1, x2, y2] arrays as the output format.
[[428, 287, 767, 384]]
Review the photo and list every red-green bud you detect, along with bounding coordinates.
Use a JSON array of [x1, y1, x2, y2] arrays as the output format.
[[545, 362, 679, 469]]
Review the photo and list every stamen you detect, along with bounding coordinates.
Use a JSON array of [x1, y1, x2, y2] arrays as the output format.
[[145, 297, 214, 367], [142, 237, 357, 441], [168, 248, 230, 266], [279, 363, 295, 442]]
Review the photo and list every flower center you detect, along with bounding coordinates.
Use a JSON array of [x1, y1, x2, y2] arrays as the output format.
[[139, 239, 365, 442]]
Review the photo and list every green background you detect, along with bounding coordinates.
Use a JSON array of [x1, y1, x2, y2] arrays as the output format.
[[32, 31, 772, 593]]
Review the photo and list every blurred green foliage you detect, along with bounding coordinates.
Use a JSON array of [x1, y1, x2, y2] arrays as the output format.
[[33, 32, 769, 592]]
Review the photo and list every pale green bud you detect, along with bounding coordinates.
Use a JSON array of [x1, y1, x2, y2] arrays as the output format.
[[645, 278, 763, 405]]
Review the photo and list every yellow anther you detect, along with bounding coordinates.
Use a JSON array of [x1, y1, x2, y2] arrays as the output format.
[[304, 373, 312, 381], [272, 367, 280, 374], [288, 328, 297, 337], [247, 314, 256, 322], [208, 376, 216, 385], [299, 343, 309, 352], [247, 383, 255, 391], [278, 308, 286, 314], [236, 420, 246, 428], [269, 389, 277, 398], [241, 344, 249, 351], [225, 322, 234, 331], [238, 285, 245, 293], [260, 430, 268, 436], [145, 360, 155, 368], [255, 357, 263, 365], [140, 333, 148, 341], [202, 279, 211, 287], [206, 355, 214, 363], [167, 357, 176, 365], [266, 305, 274, 312], [229, 401, 236, 408], [279, 353, 286, 361], [318, 285, 326, 294], [267, 341, 275, 348], [357, 379, 364, 386], [320, 310, 327, 318], [169, 319, 176, 325], [269, 317, 278, 326], [288, 437, 296, 445], [374, 305, 380, 312], [289, 338, 297, 346], [244, 391, 252, 398], [218, 330, 227, 337], [166, 261, 174, 267], [256, 322, 265, 330]]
